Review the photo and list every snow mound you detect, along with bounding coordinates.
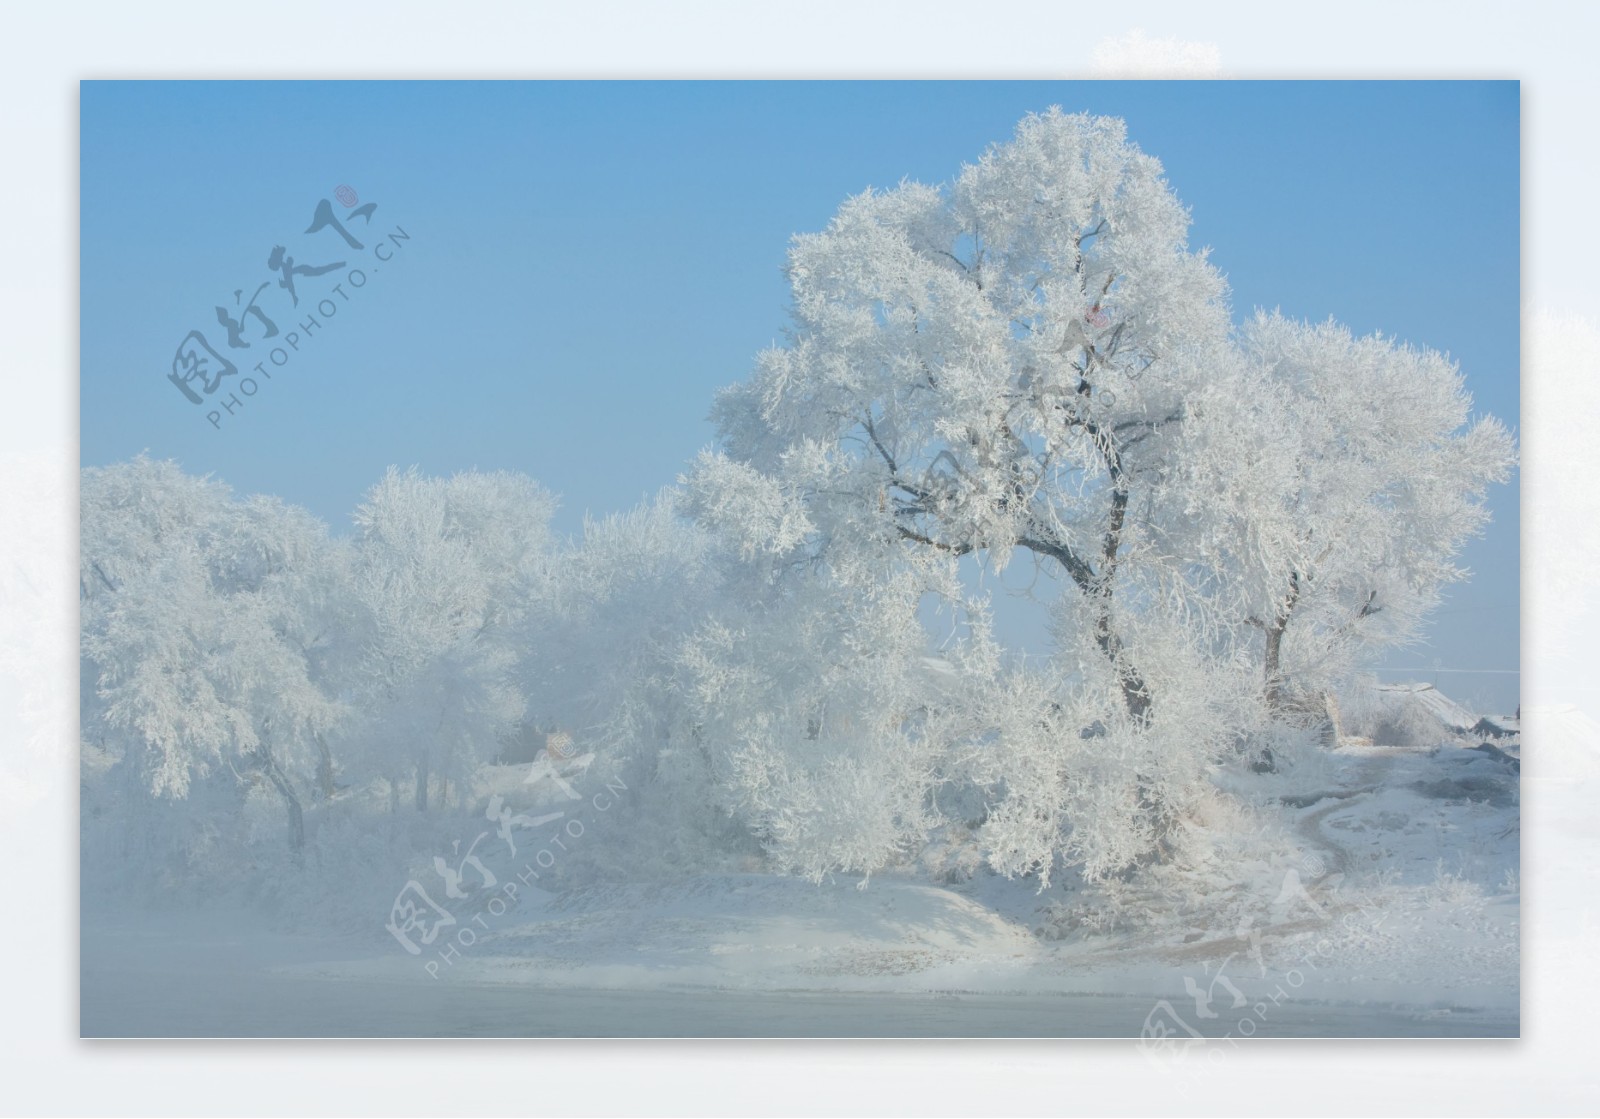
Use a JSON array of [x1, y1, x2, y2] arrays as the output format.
[[492, 875, 1040, 988], [310, 874, 1042, 993]]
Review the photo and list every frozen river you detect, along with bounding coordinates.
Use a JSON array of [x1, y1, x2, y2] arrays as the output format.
[[82, 976, 1517, 1039], [80, 918, 1514, 1039]]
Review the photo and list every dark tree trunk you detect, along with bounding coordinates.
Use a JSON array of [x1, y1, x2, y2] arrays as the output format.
[[257, 750, 304, 856], [1122, 674, 1152, 721], [1090, 431, 1151, 722], [1093, 621, 1152, 722], [1264, 618, 1288, 708], [1264, 572, 1301, 711], [314, 733, 337, 801], [414, 750, 430, 813], [878, 377, 1158, 723]]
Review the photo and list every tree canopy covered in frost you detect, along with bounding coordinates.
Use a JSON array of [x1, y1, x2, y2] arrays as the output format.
[[82, 458, 343, 853], [343, 467, 557, 813], [80, 109, 1513, 904], [682, 108, 1513, 883], [1232, 312, 1513, 709], [691, 110, 1235, 719]]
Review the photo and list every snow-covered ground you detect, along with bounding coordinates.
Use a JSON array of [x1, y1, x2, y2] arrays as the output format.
[[82, 716, 1522, 1038]]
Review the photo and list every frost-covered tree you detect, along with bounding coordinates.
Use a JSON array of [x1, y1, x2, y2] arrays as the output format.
[[676, 561, 947, 882], [512, 491, 753, 877], [1233, 312, 1515, 711], [344, 468, 556, 811], [81, 458, 343, 854], [520, 491, 720, 755], [680, 107, 1512, 886], [680, 110, 1253, 880], [689, 108, 1237, 721]]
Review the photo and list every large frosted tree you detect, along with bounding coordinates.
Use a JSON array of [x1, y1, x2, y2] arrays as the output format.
[[81, 457, 343, 855], [691, 109, 1239, 721], [682, 108, 1513, 885]]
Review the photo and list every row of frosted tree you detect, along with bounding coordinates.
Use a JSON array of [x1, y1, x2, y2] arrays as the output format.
[[81, 111, 1513, 900]]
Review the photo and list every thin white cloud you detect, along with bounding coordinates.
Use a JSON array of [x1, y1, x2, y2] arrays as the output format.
[[1090, 29, 1224, 77]]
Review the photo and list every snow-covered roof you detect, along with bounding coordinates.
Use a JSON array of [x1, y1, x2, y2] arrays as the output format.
[[1376, 682, 1479, 733]]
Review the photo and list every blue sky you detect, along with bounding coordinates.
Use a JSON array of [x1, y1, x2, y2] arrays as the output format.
[[80, 80, 1520, 709]]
